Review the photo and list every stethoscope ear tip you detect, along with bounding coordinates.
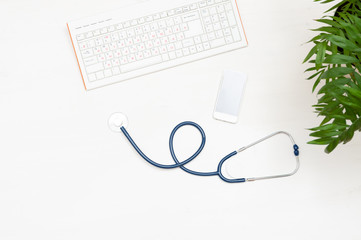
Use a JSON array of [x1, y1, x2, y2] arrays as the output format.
[[108, 112, 128, 132]]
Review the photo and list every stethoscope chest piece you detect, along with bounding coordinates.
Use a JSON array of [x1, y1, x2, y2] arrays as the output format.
[[108, 112, 128, 132]]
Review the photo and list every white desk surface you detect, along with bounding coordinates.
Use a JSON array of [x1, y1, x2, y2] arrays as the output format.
[[1, 0, 361, 239]]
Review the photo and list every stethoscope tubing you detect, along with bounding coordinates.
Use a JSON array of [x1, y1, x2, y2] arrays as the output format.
[[120, 121, 299, 183]]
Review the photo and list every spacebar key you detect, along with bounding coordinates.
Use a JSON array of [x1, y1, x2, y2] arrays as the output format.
[[120, 56, 163, 73]]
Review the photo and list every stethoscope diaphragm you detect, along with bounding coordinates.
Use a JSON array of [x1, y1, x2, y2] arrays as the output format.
[[108, 112, 128, 132]]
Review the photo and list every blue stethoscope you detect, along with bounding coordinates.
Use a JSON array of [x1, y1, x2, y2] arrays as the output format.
[[109, 113, 300, 183]]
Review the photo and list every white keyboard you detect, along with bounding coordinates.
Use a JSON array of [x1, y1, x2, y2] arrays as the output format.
[[67, 0, 247, 90]]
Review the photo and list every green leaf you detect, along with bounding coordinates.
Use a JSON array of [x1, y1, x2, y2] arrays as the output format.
[[310, 130, 341, 138], [309, 123, 347, 131], [311, 26, 339, 34], [308, 137, 335, 145], [324, 0, 348, 13], [312, 74, 323, 92], [320, 67, 354, 79], [325, 139, 340, 153], [316, 42, 327, 69], [316, 19, 342, 28], [324, 35, 361, 53], [343, 86, 361, 99], [307, 70, 324, 80], [323, 54, 359, 64], [303, 44, 318, 63]]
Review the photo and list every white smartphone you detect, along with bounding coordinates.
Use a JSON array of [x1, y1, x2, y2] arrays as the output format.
[[213, 70, 247, 123]]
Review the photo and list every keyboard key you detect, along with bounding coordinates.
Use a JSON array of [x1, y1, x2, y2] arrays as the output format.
[[189, 45, 197, 54], [211, 15, 219, 23], [151, 47, 160, 55], [112, 67, 121, 75], [88, 73, 96, 81], [174, 16, 182, 25], [217, 5, 225, 13], [176, 32, 185, 41], [183, 6, 190, 12], [104, 69, 112, 77], [182, 47, 190, 56], [112, 58, 120, 66], [122, 47, 130, 55], [96, 71, 104, 79], [221, 20, 229, 28], [207, 0, 215, 5], [158, 20, 167, 29], [196, 44, 204, 52], [121, 55, 163, 72], [225, 3, 232, 11], [175, 49, 183, 57], [180, 23, 188, 31], [144, 50, 152, 58], [175, 8, 183, 14], [82, 49, 93, 58], [184, 20, 203, 38], [209, 7, 217, 15], [123, 21, 130, 28], [131, 19, 138, 26], [166, 18, 174, 27], [190, 4, 197, 10], [146, 41, 154, 49], [83, 56, 98, 66], [87, 63, 104, 73], [105, 52, 114, 59], [120, 56, 128, 64], [182, 12, 200, 22], [173, 25, 181, 33], [98, 54, 105, 61], [175, 41, 183, 49], [216, 29, 223, 38], [128, 54, 136, 63], [116, 23, 123, 30], [86, 32, 93, 38], [136, 52, 144, 60], [111, 33, 119, 41], [201, 9, 209, 17], [104, 60, 112, 68], [210, 37, 226, 48], [226, 10, 236, 26], [201, 34, 208, 42], [182, 38, 194, 47], [162, 53, 169, 61], [76, 34, 85, 41], [160, 12, 168, 18], [167, 9, 175, 16], [79, 42, 88, 50], [203, 42, 211, 50], [231, 26, 241, 41], [119, 31, 127, 39], [169, 51, 176, 59], [109, 42, 117, 50], [167, 43, 175, 51], [194, 36, 202, 44], [199, 1, 207, 8], [225, 35, 233, 44]]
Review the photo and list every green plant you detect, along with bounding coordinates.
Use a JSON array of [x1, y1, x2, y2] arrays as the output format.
[[304, 0, 361, 153]]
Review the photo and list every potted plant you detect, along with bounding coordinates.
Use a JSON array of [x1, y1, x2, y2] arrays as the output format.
[[304, 0, 361, 153]]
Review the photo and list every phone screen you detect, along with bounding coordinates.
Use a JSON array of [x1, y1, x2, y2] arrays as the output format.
[[214, 71, 246, 123]]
